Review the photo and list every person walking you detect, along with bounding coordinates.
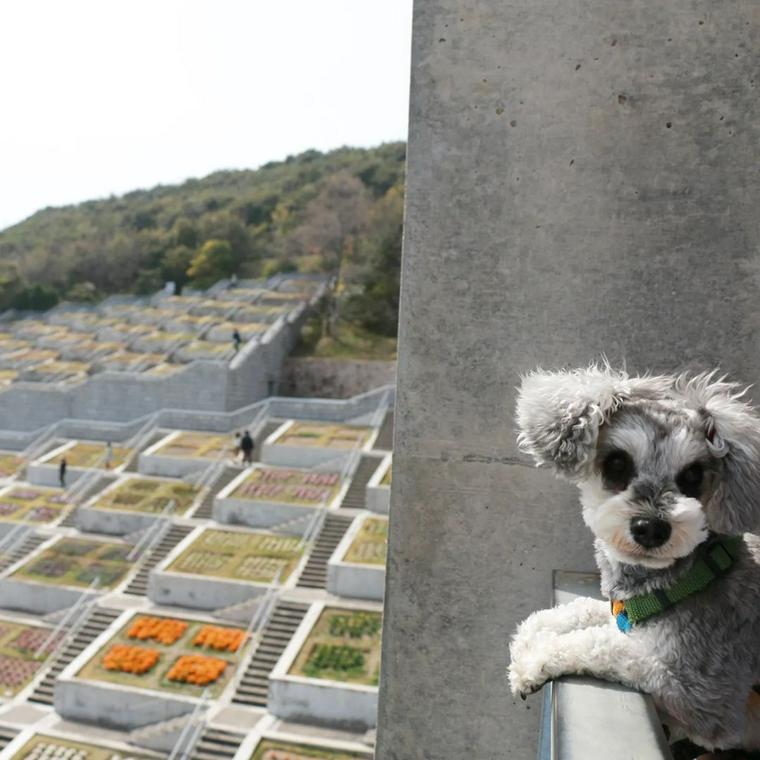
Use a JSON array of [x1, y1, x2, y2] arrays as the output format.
[[59, 457, 67, 488], [232, 432, 242, 461], [240, 430, 254, 465], [232, 328, 242, 354]]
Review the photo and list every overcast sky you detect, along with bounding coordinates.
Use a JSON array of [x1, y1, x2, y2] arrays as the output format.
[[0, 1, 413, 231]]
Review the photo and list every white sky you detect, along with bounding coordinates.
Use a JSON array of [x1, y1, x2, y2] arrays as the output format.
[[0, 0, 413, 231]]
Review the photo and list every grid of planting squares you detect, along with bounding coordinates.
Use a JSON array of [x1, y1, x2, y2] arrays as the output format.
[[0, 620, 63, 696], [0, 486, 70, 525], [46, 442, 131, 470], [168, 529, 304, 584], [11, 735, 154, 760], [94, 478, 199, 515], [154, 432, 230, 460], [77, 614, 248, 697], [231, 467, 341, 506], [344, 518, 388, 566], [290, 609, 382, 686], [273, 423, 372, 450], [12, 539, 132, 589], [250, 740, 369, 760]]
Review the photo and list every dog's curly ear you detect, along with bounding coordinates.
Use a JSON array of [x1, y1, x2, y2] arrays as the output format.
[[516, 365, 670, 480], [678, 373, 760, 533]]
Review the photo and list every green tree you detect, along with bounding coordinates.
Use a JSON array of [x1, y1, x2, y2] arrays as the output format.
[[161, 245, 195, 293], [186, 239, 236, 287]]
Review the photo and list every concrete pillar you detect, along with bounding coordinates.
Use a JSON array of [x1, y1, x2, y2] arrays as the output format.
[[377, 2, 760, 758]]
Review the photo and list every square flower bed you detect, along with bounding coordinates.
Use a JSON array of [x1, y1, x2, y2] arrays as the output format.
[[269, 604, 382, 730], [95, 350, 163, 372], [152, 432, 230, 460], [0, 485, 70, 526], [46, 441, 130, 470], [173, 340, 233, 361], [132, 331, 194, 353], [248, 738, 371, 760], [162, 314, 217, 334], [18, 360, 90, 384], [141, 362, 183, 377], [75, 613, 247, 698], [11, 537, 131, 589], [272, 423, 372, 451], [204, 321, 267, 343], [9, 734, 155, 760], [0, 619, 63, 696], [327, 516, 387, 601], [95, 478, 199, 515], [3, 348, 60, 369], [214, 466, 344, 532], [344, 518, 388, 566], [149, 528, 305, 610], [229, 304, 285, 324], [0, 369, 18, 387], [168, 529, 304, 582], [289, 608, 382, 686], [231, 467, 341, 507]]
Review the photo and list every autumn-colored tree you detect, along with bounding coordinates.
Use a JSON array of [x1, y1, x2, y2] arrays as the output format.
[[187, 239, 236, 287]]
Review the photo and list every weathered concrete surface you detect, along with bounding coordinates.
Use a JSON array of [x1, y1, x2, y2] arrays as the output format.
[[377, 2, 760, 758]]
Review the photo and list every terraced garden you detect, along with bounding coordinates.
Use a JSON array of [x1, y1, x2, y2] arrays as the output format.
[[11, 735, 154, 760], [290, 608, 382, 686], [344, 518, 388, 566], [251, 740, 369, 760], [94, 478, 199, 515], [77, 614, 248, 697], [167, 529, 304, 583], [231, 467, 341, 506], [273, 423, 372, 450], [0, 486, 70, 524], [12, 538, 132, 589]]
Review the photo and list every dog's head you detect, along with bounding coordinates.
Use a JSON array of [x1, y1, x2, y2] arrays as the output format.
[[516, 365, 760, 568]]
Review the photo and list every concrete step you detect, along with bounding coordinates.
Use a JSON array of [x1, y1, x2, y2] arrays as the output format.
[[123, 523, 194, 596], [373, 409, 394, 451], [190, 727, 245, 760], [231, 601, 308, 707], [338, 454, 382, 510]]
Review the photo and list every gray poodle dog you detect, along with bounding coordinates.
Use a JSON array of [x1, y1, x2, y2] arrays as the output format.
[[508, 365, 760, 753]]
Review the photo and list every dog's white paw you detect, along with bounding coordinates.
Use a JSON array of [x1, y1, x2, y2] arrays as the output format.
[[508, 629, 559, 699]]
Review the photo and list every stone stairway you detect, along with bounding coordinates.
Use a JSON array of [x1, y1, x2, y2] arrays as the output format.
[[0, 726, 17, 751], [296, 514, 353, 590], [191, 465, 242, 520], [339, 455, 382, 510], [231, 601, 309, 707], [59, 474, 115, 527], [373, 409, 394, 451], [123, 523, 195, 596], [29, 606, 121, 706], [190, 727, 246, 760], [0, 532, 46, 573]]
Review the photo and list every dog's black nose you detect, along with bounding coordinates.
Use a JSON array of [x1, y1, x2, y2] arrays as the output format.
[[630, 517, 672, 549]]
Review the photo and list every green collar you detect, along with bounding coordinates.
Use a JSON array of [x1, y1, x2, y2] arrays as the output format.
[[612, 535, 743, 633]]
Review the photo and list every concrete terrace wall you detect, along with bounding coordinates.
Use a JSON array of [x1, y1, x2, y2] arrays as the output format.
[[280, 358, 397, 399], [377, 2, 760, 759]]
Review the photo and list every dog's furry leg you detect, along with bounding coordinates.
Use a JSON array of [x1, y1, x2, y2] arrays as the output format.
[[513, 597, 610, 642], [508, 620, 661, 698]]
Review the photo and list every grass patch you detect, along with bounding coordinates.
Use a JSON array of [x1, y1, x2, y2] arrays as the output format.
[[293, 320, 396, 362], [344, 518, 388, 566], [95, 478, 199, 515]]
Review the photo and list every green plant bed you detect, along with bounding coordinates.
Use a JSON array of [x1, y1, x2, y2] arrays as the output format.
[[167, 529, 304, 583], [231, 467, 341, 506], [250, 739, 368, 760], [0, 452, 22, 478], [274, 423, 372, 450], [11, 735, 154, 760], [155, 432, 230, 459], [178, 340, 232, 358], [12, 538, 131, 589], [289, 608, 382, 686], [77, 614, 247, 698], [381, 465, 391, 487], [48, 442, 131, 469], [95, 478, 199, 515], [0, 620, 62, 696], [0, 486, 70, 524], [344, 518, 388, 566]]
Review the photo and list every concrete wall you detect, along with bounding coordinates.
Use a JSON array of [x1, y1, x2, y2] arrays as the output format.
[[280, 358, 397, 400], [377, 2, 760, 759]]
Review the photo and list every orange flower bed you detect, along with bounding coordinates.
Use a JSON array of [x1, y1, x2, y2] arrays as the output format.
[[127, 616, 188, 645], [103, 644, 160, 675], [193, 625, 245, 653], [167, 654, 227, 685]]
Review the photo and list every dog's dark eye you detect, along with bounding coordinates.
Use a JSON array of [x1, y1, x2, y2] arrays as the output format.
[[676, 462, 704, 498], [601, 450, 634, 491]]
